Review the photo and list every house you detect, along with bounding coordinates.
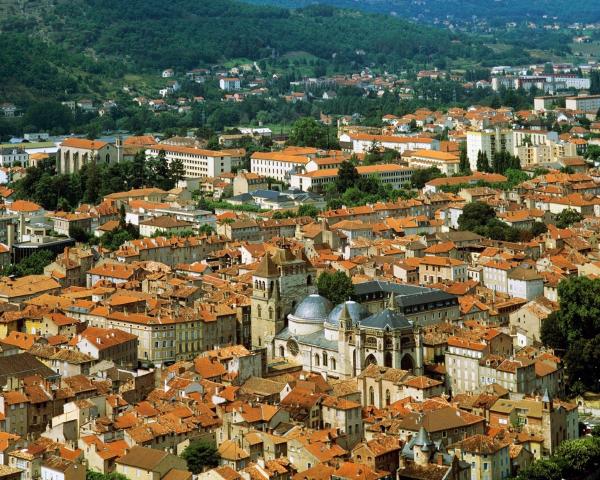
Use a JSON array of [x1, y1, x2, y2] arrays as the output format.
[[72, 327, 138, 368], [41, 456, 85, 480], [447, 435, 511, 480], [419, 257, 467, 285], [139, 216, 193, 237], [115, 446, 188, 480], [219, 78, 241, 91], [0, 148, 28, 167]]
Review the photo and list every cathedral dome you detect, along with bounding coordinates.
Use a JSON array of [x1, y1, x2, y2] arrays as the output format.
[[291, 294, 333, 323], [326, 300, 369, 327]]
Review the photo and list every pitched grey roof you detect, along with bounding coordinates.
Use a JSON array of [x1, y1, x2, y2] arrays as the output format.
[[359, 308, 412, 331]]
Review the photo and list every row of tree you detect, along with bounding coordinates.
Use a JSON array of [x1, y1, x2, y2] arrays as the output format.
[[11, 153, 184, 211]]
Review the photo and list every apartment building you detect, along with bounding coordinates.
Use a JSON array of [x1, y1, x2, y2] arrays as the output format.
[[340, 133, 439, 154], [146, 144, 233, 179], [565, 94, 600, 113], [250, 150, 313, 182], [290, 164, 414, 191], [466, 129, 514, 172], [419, 256, 467, 285], [405, 150, 460, 175]]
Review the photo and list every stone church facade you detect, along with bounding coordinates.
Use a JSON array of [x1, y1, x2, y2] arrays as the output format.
[[251, 246, 459, 379]]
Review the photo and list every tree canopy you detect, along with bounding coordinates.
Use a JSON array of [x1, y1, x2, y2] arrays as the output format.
[[317, 271, 354, 305], [181, 440, 218, 474], [541, 276, 600, 393]]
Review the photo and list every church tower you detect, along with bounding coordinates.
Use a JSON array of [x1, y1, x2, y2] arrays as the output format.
[[251, 254, 282, 357], [251, 246, 309, 359], [338, 302, 355, 378]]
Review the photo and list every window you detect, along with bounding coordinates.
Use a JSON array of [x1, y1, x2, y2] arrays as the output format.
[[314, 354, 320, 367], [323, 353, 328, 367], [369, 386, 375, 406]]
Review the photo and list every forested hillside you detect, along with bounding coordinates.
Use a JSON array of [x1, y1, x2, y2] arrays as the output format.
[[1, 0, 488, 70], [242, 0, 600, 25]]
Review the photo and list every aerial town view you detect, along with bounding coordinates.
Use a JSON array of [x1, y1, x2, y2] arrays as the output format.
[[1, 0, 600, 479]]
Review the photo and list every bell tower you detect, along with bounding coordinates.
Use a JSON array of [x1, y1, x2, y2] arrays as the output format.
[[251, 254, 283, 357]]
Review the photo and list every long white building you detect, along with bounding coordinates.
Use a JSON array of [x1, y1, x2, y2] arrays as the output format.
[[339, 133, 439, 155], [290, 163, 415, 191], [146, 144, 234, 178]]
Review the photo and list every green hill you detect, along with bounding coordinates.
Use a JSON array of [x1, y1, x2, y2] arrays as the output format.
[[0, 0, 491, 89]]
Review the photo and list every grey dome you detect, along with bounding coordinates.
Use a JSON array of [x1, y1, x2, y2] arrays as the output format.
[[326, 300, 369, 326], [292, 294, 333, 323]]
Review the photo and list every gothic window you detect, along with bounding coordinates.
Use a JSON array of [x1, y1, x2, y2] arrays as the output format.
[[323, 353, 328, 367], [314, 354, 320, 366], [257, 305, 262, 318], [369, 386, 375, 406], [331, 358, 336, 370], [385, 389, 391, 406], [287, 339, 299, 356], [269, 307, 273, 320], [365, 336, 377, 347]]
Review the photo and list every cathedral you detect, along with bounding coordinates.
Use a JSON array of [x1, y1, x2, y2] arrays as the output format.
[[251, 246, 459, 379]]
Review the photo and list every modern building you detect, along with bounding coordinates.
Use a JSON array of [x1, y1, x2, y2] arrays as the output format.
[[145, 144, 234, 179], [565, 95, 600, 113], [466, 129, 514, 172]]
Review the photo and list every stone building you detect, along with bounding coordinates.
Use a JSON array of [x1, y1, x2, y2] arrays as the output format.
[[250, 246, 311, 358]]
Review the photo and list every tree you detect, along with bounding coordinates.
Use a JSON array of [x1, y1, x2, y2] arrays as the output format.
[[410, 167, 443, 189], [458, 144, 470, 174], [555, 208, 583, 229], [287, 117, 331, 149], [69, 224, 91, 243], [181, 440, 218, 474], [476, 151, 490, 172], [457, 201, 496, 232], [335, 161, 360, 193], [198, 223, 215, 235], [83, 159, 101, 204], [297, 204, 319, 218], [169, 157, 185, 188], [131, 151, 146, 189], [541, 277, 600, 392], [317, 271, 354, 305], [590, 70, 600, 95]]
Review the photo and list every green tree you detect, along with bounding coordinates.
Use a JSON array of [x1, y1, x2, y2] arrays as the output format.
[[84, 159, 101, 204], [590, 70, 600, 95], [555, 208, 583, 229], [181, 441, 218, 474], [335, 161, 360, 193], [458, 144, 470, 174], [317, 271, 354, 305], [169, 157, 186, 189], [410, 167, 443, 189], [69, 224, 91, 243], [297, 204, 319, 218], [287, 117, 331, 149], [476, 151, 491, 172], [198, 223, 215, 235], [458, 201, 496, 231], [132, 151, 146, 189], [541, 277, 600, 392]]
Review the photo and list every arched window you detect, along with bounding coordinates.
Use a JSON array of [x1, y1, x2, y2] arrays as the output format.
[[369, 386, 375, 406], [314, 354, 320, 367], [385, 389, 391, 406], [307, 274, 312, 286], [279, 346, 285, 358], [105, 153, 110, 163], [269, 307, 273, 320], [331, 358, 336, 371], [323, 353, 328, 367], [257, 305, 262, 318]]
